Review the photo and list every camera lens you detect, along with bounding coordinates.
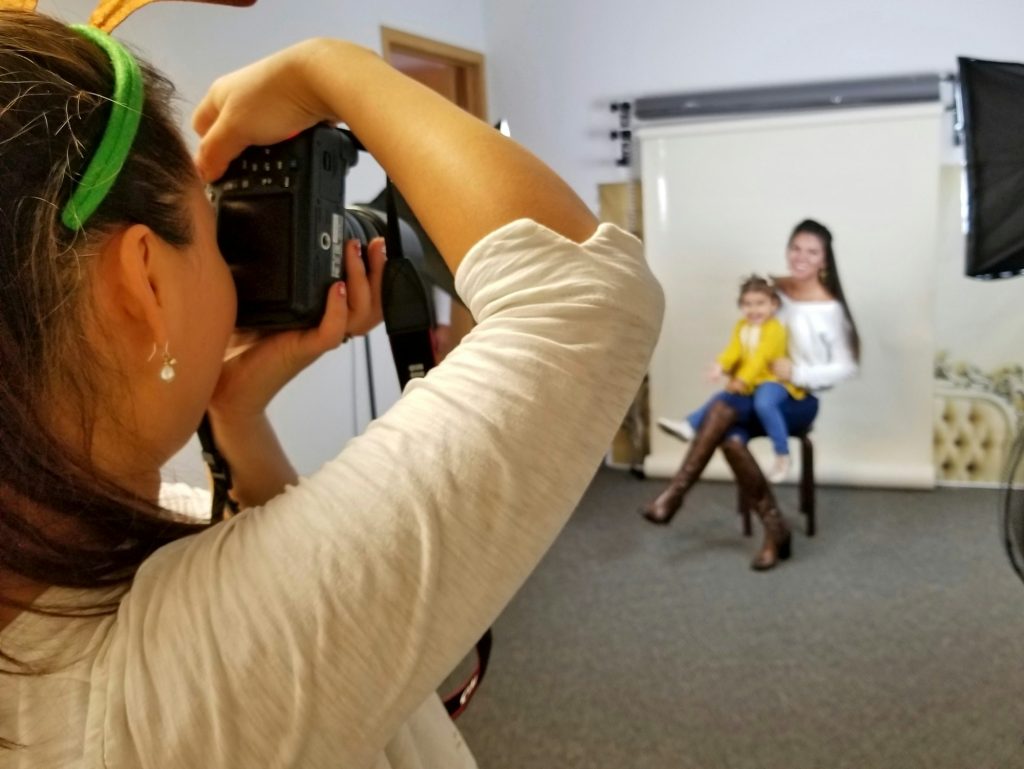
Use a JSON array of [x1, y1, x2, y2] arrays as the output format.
[[348, 206, 387, 245], [342, 211, 369, 245]]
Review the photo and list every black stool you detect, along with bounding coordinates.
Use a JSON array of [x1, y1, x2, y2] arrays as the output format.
[[738, 430, 815, 537]]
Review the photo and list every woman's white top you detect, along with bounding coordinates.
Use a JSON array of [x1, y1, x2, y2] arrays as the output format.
[[776, 292, 858, 392], [0, 220, 663, 769]]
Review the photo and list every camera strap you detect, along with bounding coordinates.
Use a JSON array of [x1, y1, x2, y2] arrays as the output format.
[[197, 174, 492, 718], [197, 414, 237, 522], [380, 178, 494, 719], [379, 178, 439, 384]]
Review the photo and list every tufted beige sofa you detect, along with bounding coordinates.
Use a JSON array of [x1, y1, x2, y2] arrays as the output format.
[[934, 386, 1021, 483]]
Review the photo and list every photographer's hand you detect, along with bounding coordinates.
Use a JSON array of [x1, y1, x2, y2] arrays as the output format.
[[207, 238, 385, 508]]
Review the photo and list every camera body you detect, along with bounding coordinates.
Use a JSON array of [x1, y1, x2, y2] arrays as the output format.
[[210, 125, 359, 329]]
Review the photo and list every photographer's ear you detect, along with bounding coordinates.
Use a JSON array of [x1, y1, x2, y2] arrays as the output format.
[[93, 224, 171, 349]]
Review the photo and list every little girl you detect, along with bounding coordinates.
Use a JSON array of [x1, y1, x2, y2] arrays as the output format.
[[657, 275, 805, 482]]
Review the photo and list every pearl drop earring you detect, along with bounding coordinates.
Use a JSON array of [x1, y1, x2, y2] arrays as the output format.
[[160, 343, 177, 382], [149, 342, 177, 383]]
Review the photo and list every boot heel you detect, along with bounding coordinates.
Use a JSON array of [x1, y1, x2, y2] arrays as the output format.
[[777, 536, 792, 561]]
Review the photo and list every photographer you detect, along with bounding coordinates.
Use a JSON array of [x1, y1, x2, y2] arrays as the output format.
[[0, 12, 662, 769]]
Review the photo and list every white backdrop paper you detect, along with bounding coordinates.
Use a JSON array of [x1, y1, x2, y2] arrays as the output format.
[[639, 104, 943, 488]]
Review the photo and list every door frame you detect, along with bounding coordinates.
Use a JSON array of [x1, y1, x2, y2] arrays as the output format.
[[380, 27, 488, 121]]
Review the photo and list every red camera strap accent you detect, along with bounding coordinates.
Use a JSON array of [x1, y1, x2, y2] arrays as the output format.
[[443, 628, 493, 719]]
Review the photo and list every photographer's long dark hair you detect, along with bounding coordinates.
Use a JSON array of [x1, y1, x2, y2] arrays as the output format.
[[0, 12, 209, 679], [790, 218, 861, 362]]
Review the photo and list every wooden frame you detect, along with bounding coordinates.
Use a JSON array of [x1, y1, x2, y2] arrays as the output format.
[[380, 27, 488, 121]]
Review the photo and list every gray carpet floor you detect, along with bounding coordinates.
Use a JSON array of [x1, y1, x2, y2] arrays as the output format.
[[448, 468, 1024, 769]]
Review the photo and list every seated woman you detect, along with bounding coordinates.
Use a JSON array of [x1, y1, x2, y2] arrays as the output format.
[[639, 219, 860, 571]]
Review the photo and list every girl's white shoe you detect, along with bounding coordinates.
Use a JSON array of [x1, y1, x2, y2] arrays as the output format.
[[656, 417, 695, 442], [767, 454, 791, 484]]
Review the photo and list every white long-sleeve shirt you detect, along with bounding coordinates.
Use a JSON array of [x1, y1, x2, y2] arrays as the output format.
[[0, 220, 663, 769], [776, 292, 858, 392]]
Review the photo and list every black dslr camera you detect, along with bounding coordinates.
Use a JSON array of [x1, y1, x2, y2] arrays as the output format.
[[210, 124, 424, 329]]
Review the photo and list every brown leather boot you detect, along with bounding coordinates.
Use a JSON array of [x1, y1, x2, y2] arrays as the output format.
[[718, 437, 792, 570], [752, 506, 792, 571], [638, 400, 738, 525]]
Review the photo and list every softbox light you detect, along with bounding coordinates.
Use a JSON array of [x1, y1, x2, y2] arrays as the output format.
[[959, 56, 1024, 278]]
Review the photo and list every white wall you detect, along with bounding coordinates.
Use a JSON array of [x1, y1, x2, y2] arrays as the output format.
[[38, 0, 487, 484], [480, 0, 1024, 211], [42, 0, 486, 190]]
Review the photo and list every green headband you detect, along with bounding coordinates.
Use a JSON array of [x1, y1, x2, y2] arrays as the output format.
[[60, 25, 144, 231]]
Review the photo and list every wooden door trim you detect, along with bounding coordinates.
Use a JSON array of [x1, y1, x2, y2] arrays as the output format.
[[380, 26, 488, 121]]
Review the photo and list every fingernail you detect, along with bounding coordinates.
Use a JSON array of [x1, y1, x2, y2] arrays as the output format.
[[338, 281, 347, 297]]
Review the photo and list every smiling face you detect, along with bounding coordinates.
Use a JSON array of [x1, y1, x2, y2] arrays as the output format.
[[786, 231, 827, 283], [739, 289, 778, 325]]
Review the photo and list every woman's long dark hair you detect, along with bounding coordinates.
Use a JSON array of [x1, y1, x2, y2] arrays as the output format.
[[0, 12, 211, 672], [790, 219, 861, 362]]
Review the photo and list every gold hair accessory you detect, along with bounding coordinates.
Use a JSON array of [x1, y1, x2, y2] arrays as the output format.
[[0, 0, 255, 33]]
